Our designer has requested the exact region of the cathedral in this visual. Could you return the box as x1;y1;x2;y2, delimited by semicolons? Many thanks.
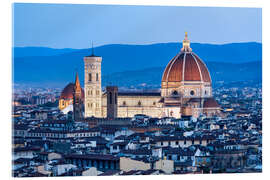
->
59;33;221;120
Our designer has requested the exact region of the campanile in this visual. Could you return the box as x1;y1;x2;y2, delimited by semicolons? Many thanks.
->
84;48;102;117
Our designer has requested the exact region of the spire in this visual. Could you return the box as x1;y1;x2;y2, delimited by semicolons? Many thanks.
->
181;32;192;52
74;72;81;92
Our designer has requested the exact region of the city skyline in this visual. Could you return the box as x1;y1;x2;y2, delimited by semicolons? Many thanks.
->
11;3;262;177
13;3;262;49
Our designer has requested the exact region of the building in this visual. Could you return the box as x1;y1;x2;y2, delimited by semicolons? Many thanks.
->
73;72;84;121
60;33;221;119
58;74;84;115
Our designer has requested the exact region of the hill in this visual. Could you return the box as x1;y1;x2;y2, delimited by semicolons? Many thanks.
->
13;42;262;88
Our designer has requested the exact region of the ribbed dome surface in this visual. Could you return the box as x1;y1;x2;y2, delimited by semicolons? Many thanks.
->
203;98;219;108
60;83;84;99
162;51;211;88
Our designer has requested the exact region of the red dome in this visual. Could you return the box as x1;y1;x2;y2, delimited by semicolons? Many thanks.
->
203;98;219;108
60;83;84;100
162;52;211;88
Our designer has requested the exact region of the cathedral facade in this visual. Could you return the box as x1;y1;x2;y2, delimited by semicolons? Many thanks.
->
83;33;221;119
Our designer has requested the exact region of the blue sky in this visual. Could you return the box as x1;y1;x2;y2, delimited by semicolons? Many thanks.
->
13;3;262;49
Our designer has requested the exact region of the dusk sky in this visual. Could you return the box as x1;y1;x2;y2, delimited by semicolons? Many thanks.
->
13;3;262;49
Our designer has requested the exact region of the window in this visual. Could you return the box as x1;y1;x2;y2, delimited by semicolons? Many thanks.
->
122;101;126;106
172;90;178;96
88;73;92;82
176;141;179;145
190;90;195;96
109;92;112;104
138;101;142;106
115;93;117;104
96;73;99;81
205;90;208;95
96;90;99;95
153;102;156;106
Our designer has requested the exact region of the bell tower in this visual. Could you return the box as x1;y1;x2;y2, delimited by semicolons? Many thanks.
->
84;46;102;117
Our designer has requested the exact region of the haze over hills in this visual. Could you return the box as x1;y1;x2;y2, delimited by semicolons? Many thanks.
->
13;42;262;88
13;47;79;58
103;61;262;89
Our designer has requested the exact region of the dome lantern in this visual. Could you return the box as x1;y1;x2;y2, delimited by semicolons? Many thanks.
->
181;32;192;52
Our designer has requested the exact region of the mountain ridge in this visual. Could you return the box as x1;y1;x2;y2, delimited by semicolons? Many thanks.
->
13;42;262;88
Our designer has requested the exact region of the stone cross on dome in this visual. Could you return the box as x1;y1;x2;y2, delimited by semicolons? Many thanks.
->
181;32;192;52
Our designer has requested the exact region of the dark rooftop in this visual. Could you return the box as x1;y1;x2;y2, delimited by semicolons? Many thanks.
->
64;153;119;161
118;92;161;97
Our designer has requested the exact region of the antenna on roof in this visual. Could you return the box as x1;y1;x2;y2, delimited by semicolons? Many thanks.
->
91;42;94;56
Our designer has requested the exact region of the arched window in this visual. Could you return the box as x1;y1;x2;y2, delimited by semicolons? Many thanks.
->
172;90;178;96
88;73;92;82
153;102;156;106
122;101;126;106
190;90;195;96
96;73;99;81
138;101;142;106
